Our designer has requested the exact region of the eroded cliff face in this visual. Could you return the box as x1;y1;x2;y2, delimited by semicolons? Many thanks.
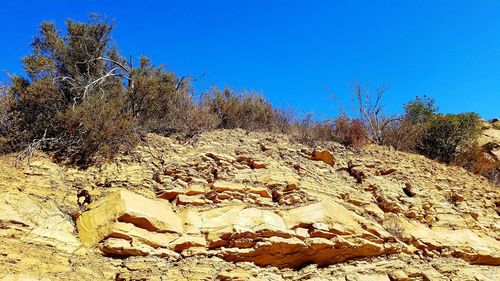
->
0;129;499;280
480;119;500;163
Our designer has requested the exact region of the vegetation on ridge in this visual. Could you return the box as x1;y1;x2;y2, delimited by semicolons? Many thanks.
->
0;16;497;184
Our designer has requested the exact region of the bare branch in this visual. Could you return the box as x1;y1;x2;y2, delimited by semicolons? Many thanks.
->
15;129;60;166
82;66;131;99
353;82;393;145
95;56;131;72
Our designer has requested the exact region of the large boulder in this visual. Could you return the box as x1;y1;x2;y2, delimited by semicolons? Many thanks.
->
77;189;183;247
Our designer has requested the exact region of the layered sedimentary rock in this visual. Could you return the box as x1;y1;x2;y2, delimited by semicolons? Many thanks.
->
73;189;500;270
1;128;499;280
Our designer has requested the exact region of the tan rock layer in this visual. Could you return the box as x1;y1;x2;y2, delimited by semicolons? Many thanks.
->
76;190;500;269
2;128;500;280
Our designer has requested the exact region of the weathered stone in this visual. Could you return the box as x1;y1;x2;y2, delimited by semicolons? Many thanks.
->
175;194;208;206
100;237;149;256
179;208;202;234
198;205;245;247
211;181;247;193
311;149;335;166
221;234;394;268
233;208;290;237
0;274;51;281
2;128;500;280
399;217;500;265
77;189;183;247
170;234;207;252
280;201;364;236
185;184;206;195
108;222;178;248
0;192;80;253
156;186;184;200
246;186;272;198
388;270;411;281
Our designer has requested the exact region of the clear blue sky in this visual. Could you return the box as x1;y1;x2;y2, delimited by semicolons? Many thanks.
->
1;1;499;119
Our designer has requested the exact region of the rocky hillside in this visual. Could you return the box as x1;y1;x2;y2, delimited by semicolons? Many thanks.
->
480;119;500;162
0;129;499;281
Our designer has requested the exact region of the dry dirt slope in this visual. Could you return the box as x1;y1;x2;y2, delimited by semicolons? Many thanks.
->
0;129;499;281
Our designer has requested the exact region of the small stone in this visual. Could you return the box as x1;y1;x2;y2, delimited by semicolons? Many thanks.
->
405;209;418;218
311;149;335;166
451;193;464;202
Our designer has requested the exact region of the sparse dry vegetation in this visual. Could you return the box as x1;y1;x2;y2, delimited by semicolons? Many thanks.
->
201;87;287;132
383;216;405;240
0;16;497;185
331;114;368;147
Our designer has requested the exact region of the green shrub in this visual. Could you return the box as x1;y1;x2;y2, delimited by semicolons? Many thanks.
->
381;96;438;152
417;113;482;163
390;96;496;184
0;86;10;152
0;17;138;165
2;16;490;177
491;119;500;130
1;17;302;166
8;77;66;147
404;95;438;124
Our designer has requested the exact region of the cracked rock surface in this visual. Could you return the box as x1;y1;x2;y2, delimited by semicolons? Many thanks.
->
0;128;499;280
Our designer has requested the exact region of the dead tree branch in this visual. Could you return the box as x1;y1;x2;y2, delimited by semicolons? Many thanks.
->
353;83;399;145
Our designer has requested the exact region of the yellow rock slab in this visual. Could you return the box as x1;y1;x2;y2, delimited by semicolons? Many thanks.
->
77;189;182;247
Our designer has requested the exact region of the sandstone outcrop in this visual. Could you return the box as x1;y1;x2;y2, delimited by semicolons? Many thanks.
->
480;119;500;161
0;192;80;253
1;129;499;280
77;189;183;247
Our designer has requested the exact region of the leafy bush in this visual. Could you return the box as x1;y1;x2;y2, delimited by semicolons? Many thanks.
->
376;96;432;151
404;95;438;124
417;113;482;163
0;16;225;166
1;18;137;164
491;119;500;130
0;17;304;166
388;96;497;185
0;16;491;178
381;96;437;151
8;77;66;148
